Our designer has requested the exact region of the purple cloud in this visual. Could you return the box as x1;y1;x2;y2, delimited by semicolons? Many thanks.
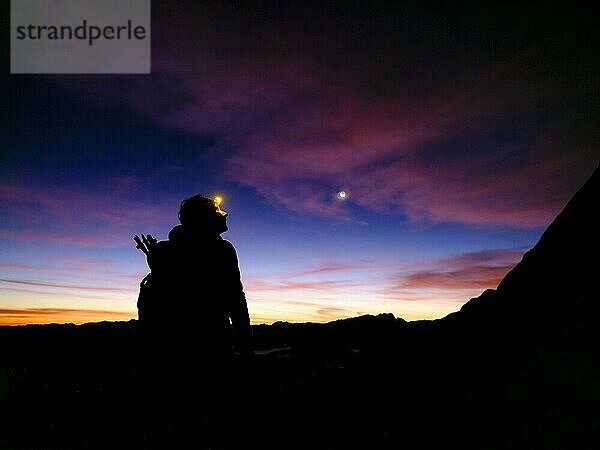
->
399;248;524;291
54;4;598;229
0;178;177;247
0;278;134;294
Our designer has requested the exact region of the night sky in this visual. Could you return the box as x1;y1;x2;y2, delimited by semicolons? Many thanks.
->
1;1;598;325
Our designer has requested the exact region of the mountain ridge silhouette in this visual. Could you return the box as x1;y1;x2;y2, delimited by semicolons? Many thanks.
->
455;163;599;322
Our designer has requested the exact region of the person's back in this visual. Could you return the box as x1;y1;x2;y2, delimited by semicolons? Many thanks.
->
167;223;249;356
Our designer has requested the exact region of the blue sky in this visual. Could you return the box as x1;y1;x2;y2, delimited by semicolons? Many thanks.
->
1;1;598;324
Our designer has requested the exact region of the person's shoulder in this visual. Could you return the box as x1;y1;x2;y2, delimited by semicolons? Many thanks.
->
220;239;237;252
146;239;175;270
168;224;186;242
219;239;240;258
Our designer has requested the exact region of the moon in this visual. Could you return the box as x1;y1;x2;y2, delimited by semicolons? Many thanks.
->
337;190;348;200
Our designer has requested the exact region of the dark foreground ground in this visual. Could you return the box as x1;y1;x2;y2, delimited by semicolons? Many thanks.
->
1;309;599;450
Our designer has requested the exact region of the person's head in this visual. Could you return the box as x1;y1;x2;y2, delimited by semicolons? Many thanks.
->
178;194;228;234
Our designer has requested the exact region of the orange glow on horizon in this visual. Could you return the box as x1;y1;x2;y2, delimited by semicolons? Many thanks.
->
0;300;460;326
0;309;135;326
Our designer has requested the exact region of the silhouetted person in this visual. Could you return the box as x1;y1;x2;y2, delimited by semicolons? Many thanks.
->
135;194;253;447
169;194;252;357
137;194;252;357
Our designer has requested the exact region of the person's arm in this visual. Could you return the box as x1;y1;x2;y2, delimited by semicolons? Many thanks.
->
222;241;253;355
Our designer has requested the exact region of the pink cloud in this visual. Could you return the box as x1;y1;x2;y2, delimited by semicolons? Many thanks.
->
243;261;370;295
0;307;131;316
399;248;523;291
55;8;598;229
436;249;526;268
245;278;361;293
0;178;177;247
0;278;135;294
225;87;596;228
0;287;120;302
0;259;144;295
373;154;593;228
293;263;356;277
0;229;127;247
401;266;513;290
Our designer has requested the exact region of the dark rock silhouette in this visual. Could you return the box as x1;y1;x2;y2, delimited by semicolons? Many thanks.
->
456;163;599;324
1;166;598;449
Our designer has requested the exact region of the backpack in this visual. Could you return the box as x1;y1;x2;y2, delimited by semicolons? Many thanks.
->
134;234;172;332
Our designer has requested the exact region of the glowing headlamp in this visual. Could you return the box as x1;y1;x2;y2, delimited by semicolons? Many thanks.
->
213;196;227;216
